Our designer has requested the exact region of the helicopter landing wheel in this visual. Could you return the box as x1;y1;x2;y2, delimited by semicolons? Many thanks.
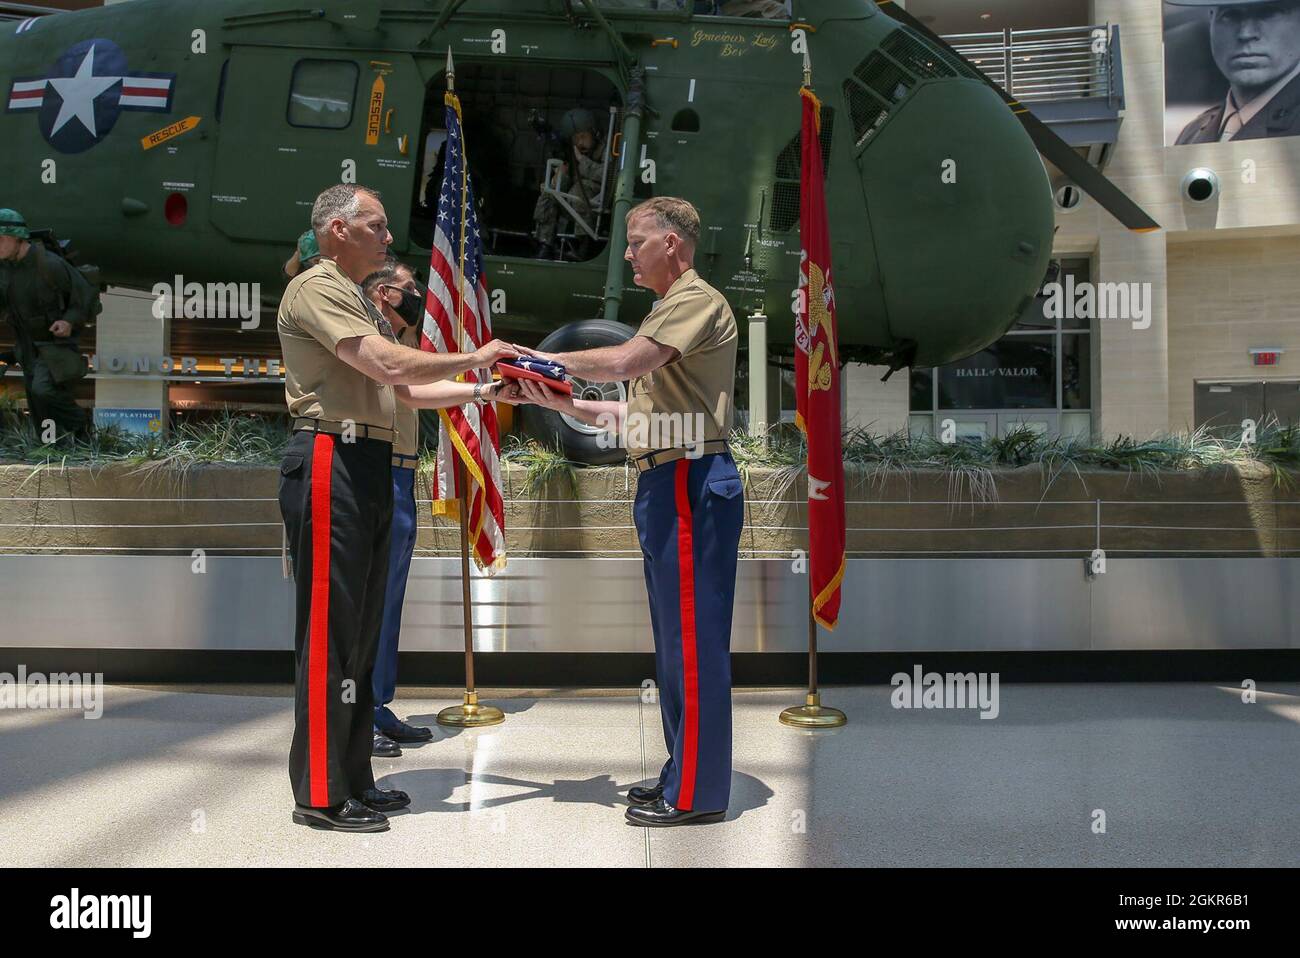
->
519;318;636;466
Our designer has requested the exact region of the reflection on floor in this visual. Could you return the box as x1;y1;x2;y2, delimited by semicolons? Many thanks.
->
1;683;1297;867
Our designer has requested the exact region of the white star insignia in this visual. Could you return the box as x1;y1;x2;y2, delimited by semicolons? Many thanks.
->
47;45;122;138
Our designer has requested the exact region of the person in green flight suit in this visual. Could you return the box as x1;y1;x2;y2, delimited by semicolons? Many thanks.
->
533;127;606;261
0;209;96;441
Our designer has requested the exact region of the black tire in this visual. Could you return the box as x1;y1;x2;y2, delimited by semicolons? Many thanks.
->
520;319;636;465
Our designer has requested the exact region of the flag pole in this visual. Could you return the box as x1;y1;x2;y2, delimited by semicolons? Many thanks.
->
437;452;504;727
780;44;845;731
437;45;502;729
778;491;845;728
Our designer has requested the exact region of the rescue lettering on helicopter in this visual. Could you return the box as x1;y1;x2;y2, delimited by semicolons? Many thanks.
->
365;62;392;147
5;39;176;154
142;116;200;151
365;74;386;145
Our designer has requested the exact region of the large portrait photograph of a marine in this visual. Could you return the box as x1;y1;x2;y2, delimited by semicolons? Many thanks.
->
1165;0;1300;144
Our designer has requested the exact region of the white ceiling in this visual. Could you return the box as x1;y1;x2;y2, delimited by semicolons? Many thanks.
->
907;0;1093;36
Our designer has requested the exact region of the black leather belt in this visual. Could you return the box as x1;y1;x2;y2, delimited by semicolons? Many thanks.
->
632;439;729;474
292;417;395;443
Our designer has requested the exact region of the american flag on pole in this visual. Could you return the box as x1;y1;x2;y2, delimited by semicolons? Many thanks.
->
420;87;507;573
794;85;846;629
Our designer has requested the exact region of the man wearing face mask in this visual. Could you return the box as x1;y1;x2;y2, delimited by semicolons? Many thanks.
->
362;257;520;758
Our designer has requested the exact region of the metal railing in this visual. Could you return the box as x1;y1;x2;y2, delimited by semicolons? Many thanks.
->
1;495;1298;559
941;25;1115;103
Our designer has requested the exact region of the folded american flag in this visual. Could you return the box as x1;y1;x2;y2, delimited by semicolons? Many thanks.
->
496;355;572;394
502;356;566;379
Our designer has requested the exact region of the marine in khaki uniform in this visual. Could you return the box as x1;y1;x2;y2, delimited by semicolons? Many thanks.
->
278;185;516;833
513;197;743;827
360;259;517;760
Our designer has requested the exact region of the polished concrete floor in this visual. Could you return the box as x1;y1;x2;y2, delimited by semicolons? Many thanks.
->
1;682;1297;867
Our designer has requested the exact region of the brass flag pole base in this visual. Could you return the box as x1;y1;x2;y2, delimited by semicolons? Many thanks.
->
779;692;846;729
437;690;504;728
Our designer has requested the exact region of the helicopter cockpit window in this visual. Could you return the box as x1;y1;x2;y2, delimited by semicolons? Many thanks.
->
286;60;359;129
590;0;685;9
698;0;791;17
591;0;790;17
769;107;833;232
410;63;621;263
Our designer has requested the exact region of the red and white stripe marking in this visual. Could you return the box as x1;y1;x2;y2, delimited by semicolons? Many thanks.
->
8;74;171;112
7;79;46;110
118;75;172;109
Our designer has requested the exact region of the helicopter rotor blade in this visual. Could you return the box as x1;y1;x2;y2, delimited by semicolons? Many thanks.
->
874;0;1160;233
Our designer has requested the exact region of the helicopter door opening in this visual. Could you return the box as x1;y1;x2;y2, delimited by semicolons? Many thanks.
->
409;62;621;262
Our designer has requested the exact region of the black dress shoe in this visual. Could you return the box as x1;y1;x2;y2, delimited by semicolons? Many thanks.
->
627;784;664;806
379;720;434;744
293;799;389;833
361;787;411;812
372;732;402;758
625;798;725;827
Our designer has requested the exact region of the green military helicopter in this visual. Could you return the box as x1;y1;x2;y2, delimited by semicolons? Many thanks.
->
0;0;1156;462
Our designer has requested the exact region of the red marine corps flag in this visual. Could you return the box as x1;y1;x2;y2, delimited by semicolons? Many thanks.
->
794;84;846;630
422;73;507;572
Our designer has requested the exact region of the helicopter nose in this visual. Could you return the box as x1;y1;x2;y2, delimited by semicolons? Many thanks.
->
853;77;1055;367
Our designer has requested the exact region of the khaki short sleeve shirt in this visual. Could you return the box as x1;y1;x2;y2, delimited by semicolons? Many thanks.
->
277;258;397;432
626;268;737;457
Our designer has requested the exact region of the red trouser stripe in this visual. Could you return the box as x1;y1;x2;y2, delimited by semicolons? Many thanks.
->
673;459;699;811
309;434;334;807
